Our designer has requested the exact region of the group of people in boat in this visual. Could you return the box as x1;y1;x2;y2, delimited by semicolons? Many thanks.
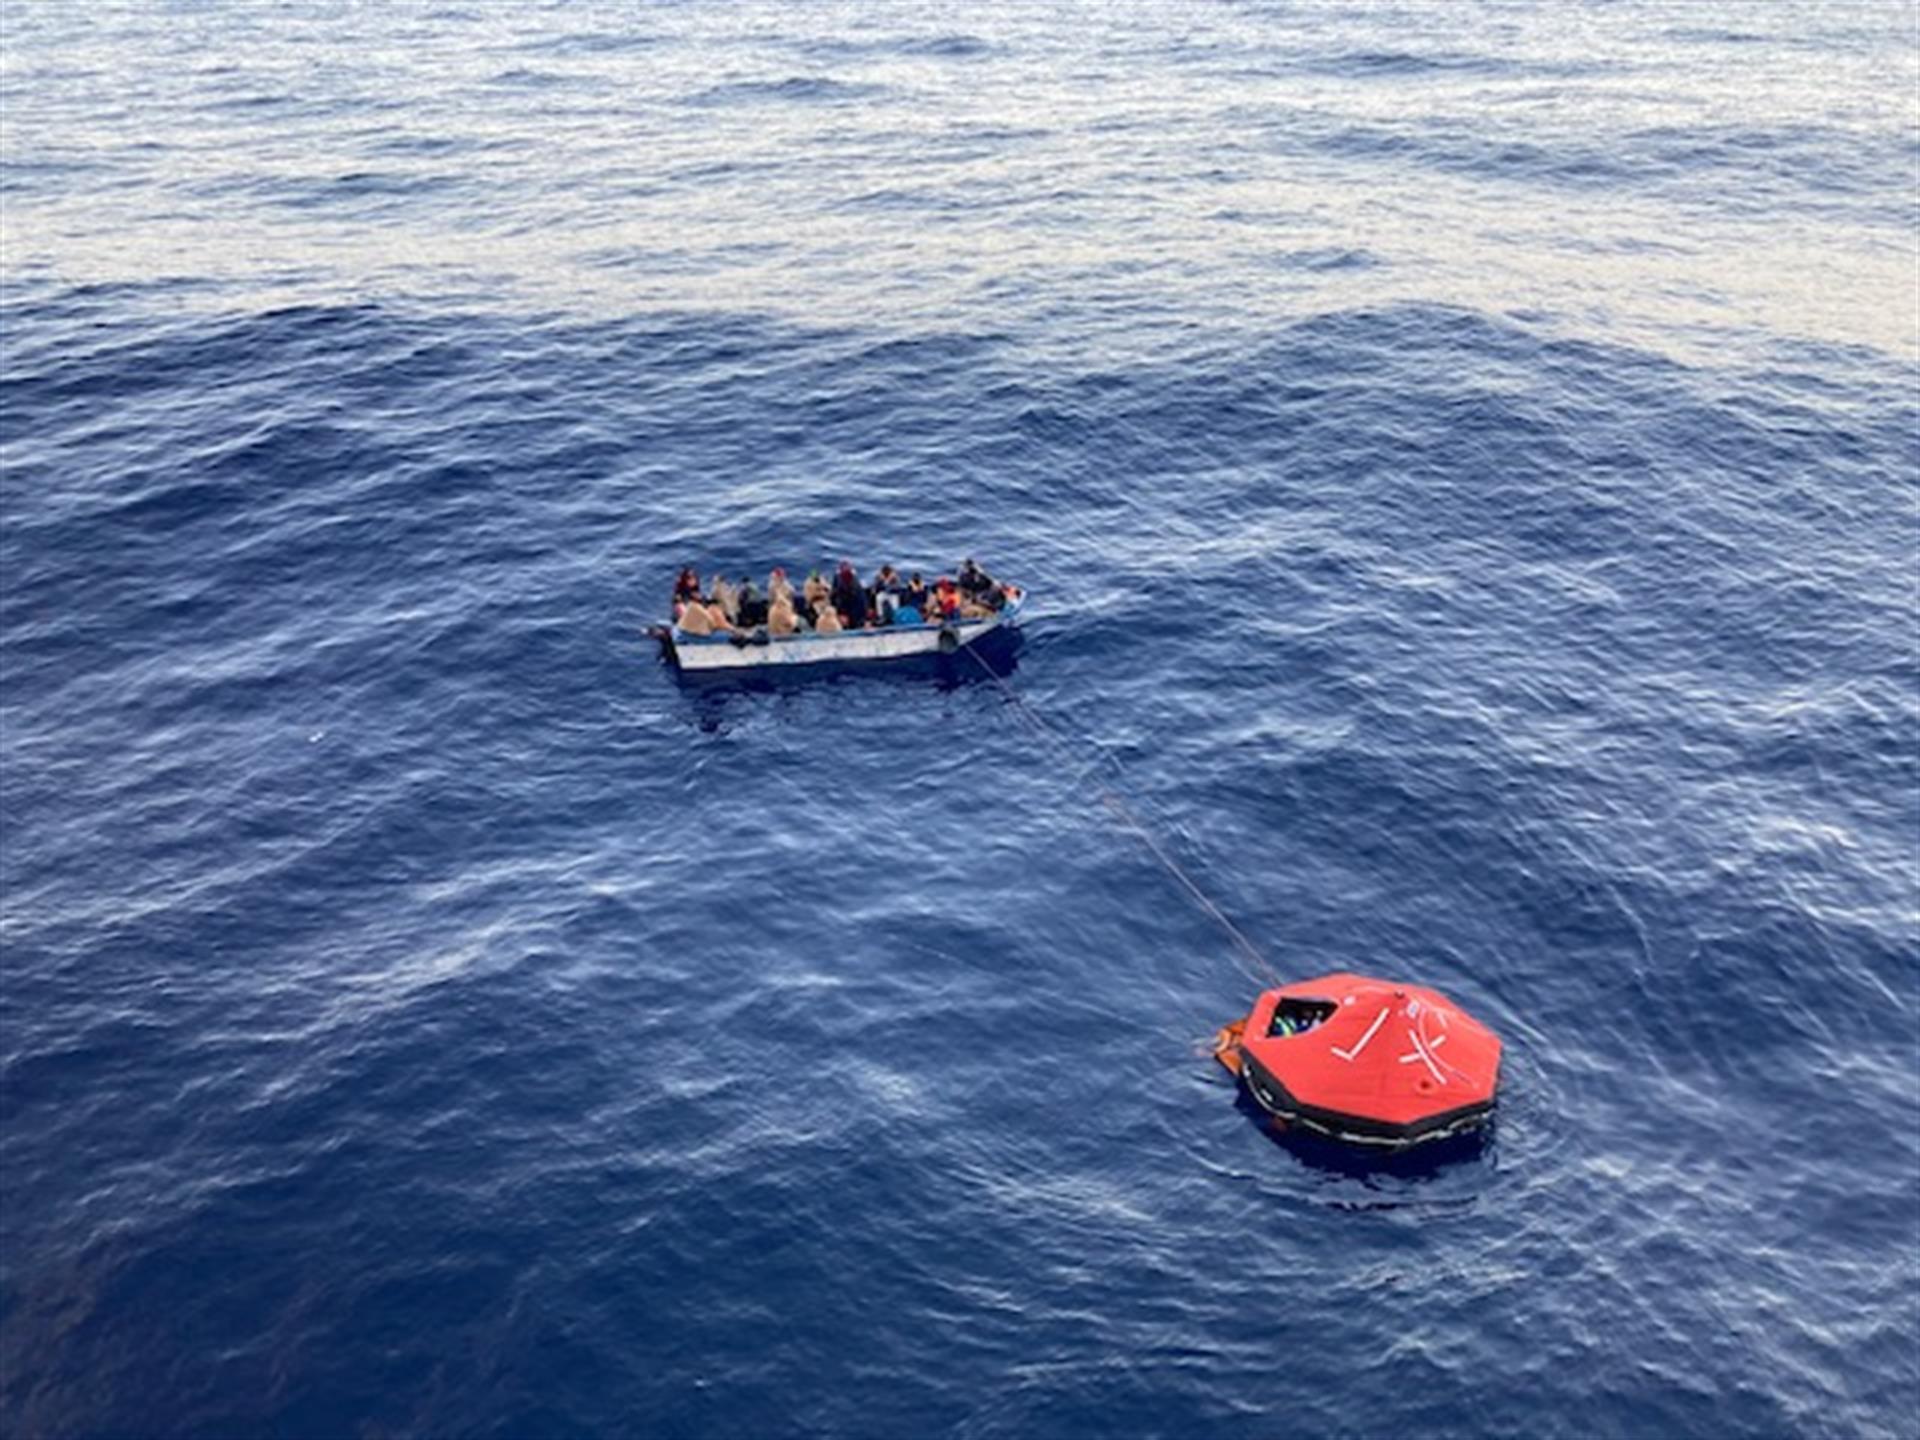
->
672;558;1011;638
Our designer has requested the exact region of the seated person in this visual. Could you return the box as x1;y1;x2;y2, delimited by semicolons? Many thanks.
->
708;575;739;624
735;578;767;627
676;596;712;635
768;567;795;607
813;600;843;634
932;577;963;622
804;569;831;610
1269;1001;1330;1037
677;596;732;636
674;566;702;605
903;572;930;615
768;595;800;636
832;561;869;629
871;563;904;623
957;558;995;599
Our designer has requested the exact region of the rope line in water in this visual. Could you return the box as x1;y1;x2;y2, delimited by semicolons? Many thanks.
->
964;644;1281;989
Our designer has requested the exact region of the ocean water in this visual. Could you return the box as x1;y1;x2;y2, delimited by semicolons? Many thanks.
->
2;3;1917;1436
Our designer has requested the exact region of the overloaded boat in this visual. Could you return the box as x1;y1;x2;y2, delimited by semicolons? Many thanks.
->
658;559;1026;672
663;586;1026;671
1214;973;1502;1147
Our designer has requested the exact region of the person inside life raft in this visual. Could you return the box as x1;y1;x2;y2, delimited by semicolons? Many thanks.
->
1268;998;1337;1038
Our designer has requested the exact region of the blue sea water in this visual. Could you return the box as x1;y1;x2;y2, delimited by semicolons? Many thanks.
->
2;3;1918;1436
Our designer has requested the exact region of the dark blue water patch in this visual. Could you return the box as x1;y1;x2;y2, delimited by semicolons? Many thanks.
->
3;252;1917;1439
0;156;112;196
682;75;894;108
0;273;230;342
179;168;475;215
488;66;588;91
0;300;394;430
891;32;991;58
1288;114;1912;222
902;121;1054;167
1300;48;1591;78
357;131;534;160
201;91;300;112
793;31;992;61
1302;120;1638;189
1531;232;1699;258
578;240;790;277
198;88;407;122
1325;48;1497;76
830;184;972;216
511;29;664;57
1210;45;1623;86
1623;122;1920;209
1262;246;1382;273
661;156;787;187
1665;26;1770;45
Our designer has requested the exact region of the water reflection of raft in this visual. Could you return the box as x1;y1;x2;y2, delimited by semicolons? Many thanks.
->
1214;973;1501;1148
662;589;1026;671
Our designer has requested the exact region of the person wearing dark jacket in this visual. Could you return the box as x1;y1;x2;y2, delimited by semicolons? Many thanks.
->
958;558;995;598
735;577;767;627
832;561;868;629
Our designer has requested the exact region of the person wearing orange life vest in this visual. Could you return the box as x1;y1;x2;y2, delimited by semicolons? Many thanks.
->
932;576;963;622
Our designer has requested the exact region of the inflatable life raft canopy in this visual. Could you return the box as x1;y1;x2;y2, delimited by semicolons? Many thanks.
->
1214;973;1501;1147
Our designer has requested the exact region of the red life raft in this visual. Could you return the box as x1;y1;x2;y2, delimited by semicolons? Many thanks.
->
1213;973;1501;1147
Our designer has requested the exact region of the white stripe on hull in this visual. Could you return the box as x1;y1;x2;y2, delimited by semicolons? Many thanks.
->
671;610;1015;670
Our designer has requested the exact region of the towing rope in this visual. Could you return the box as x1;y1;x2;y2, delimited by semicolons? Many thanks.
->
964;645;1281;989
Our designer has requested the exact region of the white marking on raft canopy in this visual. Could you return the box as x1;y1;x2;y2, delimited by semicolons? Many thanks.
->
1399;1030;1447;1084
1333;1007;1389;1062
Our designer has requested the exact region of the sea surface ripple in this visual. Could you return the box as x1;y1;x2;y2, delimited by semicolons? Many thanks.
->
2;4;1917;1437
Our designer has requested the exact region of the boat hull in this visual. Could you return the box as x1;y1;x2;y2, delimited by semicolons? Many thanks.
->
667;595;1023;671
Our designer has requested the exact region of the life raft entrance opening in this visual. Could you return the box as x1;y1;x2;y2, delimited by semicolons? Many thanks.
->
1268;998;1336;1038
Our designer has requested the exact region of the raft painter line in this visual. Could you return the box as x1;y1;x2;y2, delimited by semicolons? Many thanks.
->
964;647;1280;988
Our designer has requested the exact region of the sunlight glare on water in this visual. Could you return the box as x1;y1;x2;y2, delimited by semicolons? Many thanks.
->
3;3;1915;363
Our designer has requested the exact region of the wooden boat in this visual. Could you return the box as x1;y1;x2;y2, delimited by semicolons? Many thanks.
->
661;588;1025;671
